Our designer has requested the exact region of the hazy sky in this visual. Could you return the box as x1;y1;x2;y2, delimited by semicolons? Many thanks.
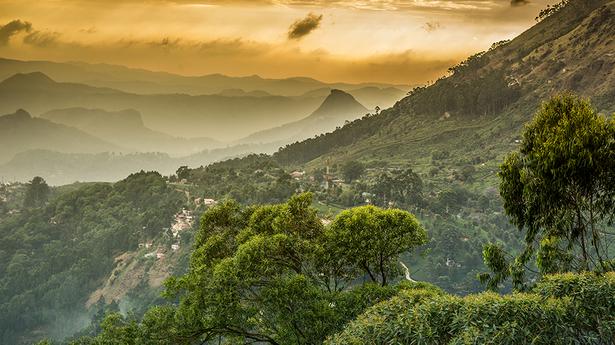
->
0;0;555;84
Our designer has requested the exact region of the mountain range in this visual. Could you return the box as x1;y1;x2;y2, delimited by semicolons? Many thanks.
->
40;107;221;156
2;0;613;185
0;109;124;164
0;58;407;108
0;89;371;184
2;0;615;343
0;70;401;140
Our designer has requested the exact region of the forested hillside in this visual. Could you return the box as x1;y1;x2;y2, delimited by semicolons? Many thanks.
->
0;172;184;344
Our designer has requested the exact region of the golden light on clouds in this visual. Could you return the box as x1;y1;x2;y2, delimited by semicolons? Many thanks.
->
0;0;557;84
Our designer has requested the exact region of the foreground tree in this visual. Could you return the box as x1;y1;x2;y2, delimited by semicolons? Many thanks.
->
481;94;615;290
78;193;427;344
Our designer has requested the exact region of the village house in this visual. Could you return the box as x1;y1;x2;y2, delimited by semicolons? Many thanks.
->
290;171;305;180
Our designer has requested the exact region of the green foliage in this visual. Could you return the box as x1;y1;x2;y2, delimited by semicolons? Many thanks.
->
175;165;190;180
82;194;427;344
186;154;298;204
327;272;615;345
341;160;365;182
488;94;615;289
23;176;50;208
370;168;423;207
0;171;183;344
325;206;427;286
408;69;520;118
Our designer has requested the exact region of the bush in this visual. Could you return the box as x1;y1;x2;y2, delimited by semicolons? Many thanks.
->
327;272;615;345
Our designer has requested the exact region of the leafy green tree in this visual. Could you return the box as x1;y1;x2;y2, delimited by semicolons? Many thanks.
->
325;205;427;286
175;166;190;181
341;161;365;183
371;169;423;207
481;94;615;290
23;176;50;208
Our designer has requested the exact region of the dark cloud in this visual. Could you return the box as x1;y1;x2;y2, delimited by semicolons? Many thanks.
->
0;19;32;46
511;0;529;6
423;21;442;32
79;27;97;34
288;13;323;40
152;37;182;49
23;31;61;47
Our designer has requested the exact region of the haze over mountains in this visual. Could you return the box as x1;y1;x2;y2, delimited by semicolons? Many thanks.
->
0;58;408;103
0;76;377;184
239;89;368;145
40;108;221;156
0;109;124;163
1;0;613;187
0;71;323;139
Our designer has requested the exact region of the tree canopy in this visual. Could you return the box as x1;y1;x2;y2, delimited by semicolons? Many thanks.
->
327;272;615;345
341;161;365;182
23;176;50;208
481;94;615;290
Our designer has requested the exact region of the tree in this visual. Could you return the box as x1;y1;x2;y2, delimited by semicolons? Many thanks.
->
23;176;50;208
481;94;615;290
175;166;190;181
371;169;423;207
325;205;427;286
341;161;365;183
535;0;569;21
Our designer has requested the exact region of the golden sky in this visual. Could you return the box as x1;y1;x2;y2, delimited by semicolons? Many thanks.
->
0;0;555;84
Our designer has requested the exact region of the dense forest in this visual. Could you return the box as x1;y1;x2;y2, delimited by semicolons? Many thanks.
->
0;172;184;344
